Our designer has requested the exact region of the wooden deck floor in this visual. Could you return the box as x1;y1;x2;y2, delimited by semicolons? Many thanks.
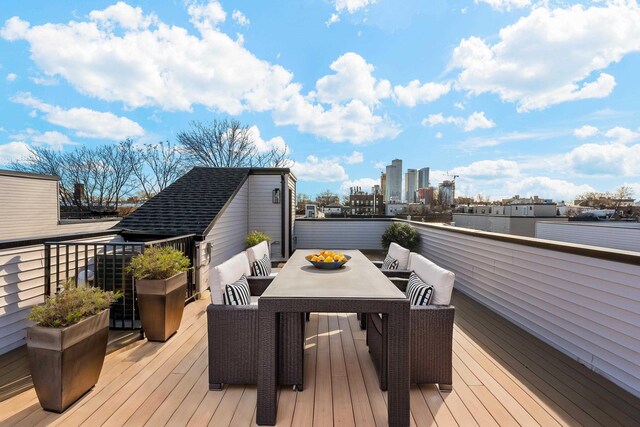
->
1;290;639;427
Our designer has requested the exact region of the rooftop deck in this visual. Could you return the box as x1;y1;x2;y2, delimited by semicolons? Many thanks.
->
1;289;638;427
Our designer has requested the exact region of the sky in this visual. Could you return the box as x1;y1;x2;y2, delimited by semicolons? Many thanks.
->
1;0;640;203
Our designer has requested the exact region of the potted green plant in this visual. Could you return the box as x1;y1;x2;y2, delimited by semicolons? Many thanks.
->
381;222;420;251
27;280;120;413
127;246;190;342
245;230;271;249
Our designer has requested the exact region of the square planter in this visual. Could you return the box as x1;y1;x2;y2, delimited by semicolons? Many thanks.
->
27;309;110;413
136;271;187;342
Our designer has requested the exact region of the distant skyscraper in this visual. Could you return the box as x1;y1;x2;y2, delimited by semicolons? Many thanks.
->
385;159;402;202
439;180;455;207
418;167;430;189
405;169;418;203
380;172;387;202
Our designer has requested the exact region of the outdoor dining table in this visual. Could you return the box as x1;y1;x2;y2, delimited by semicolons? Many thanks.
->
257;249;410;426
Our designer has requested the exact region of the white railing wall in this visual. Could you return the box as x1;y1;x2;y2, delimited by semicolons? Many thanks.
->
293;218;640;397
295;218;390;250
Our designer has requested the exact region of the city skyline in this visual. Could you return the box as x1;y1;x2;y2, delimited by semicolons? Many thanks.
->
1;1;639;202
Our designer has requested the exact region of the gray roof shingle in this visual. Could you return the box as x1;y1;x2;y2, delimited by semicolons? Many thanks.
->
117;167;250;237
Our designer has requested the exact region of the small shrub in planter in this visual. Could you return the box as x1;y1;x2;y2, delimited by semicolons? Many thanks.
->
381;222;420;251
245;230;271;249
27;280;121;412
127;246;191;341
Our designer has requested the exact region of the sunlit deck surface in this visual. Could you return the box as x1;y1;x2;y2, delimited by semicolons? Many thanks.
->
1;290;639;427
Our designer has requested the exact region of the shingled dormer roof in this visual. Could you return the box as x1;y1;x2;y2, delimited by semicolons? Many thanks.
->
118;167;251;238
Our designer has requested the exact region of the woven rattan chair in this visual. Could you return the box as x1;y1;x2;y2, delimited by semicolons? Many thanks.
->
366;254;455;391
207;254;305;391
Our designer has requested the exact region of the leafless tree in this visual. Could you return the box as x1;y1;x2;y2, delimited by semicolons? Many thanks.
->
315;190;340;207
177;119;290;168
130;140;187;200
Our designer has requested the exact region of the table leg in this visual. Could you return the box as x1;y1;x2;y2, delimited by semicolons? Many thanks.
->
257;307;278;425
387;301;411;427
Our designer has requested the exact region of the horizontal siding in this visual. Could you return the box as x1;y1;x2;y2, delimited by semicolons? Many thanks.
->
248;175;283;259
536;221;640;252
411;222;640;398
0;234;120;355
200;181;248;292
0;175;58;240
295;219;391;250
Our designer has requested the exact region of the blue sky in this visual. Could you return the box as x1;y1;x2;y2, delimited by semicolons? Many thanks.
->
1;0;639;202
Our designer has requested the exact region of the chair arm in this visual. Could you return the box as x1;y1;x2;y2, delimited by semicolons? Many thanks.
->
411;305;455;329
372;260;384;268
380;269;411;279
389;277;409;292
247;276;274;296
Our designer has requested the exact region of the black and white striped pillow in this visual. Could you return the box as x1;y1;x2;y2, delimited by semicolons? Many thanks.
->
382;254;399;270
252;254;272;277
406;272;433;306
223;275;250;305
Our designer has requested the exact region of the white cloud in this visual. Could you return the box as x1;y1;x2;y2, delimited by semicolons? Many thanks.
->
474;0;531;12
422;111;495;132
451;159;520;179
231;10;250;26
374;161;385;169
291;155;349;182
604;126;640;144
393;81;450;107
344;151;364;164
566;142;640;176
12;93;144;140
504;177;595;202
326;13;340;26
0;141;31;164
335;0;377;14
1;4;397;144
273;97;401;144
339;177;378;194
435;132;443;139
247;126;289;154
454;102;464;110
31;131;76;150
89;2;158;30
314;52;391;106
451;2;640;111
574;125;599;138
6;72;16;81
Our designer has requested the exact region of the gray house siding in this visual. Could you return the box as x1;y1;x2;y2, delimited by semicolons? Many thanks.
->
248;174;285;260
199;180;249;292
0;172;59;240
295;219;389;250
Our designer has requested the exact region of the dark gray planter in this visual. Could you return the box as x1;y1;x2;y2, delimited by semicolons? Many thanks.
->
136;271;187;342
27;309;110;413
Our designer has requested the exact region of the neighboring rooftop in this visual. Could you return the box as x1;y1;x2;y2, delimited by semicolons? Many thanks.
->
117;167;291;238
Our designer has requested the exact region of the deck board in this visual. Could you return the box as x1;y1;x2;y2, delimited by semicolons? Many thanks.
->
1;290;639;427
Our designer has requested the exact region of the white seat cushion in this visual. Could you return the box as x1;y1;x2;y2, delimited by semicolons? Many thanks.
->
408;253;455;305
246;241;270;267
387;242;410;270
210;252;251;304
250;296;259;306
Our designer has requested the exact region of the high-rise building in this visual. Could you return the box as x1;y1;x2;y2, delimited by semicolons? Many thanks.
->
439;180;455;207
405;169;418;203
380;172;387;202
418;167;430;189
385;159;402;202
